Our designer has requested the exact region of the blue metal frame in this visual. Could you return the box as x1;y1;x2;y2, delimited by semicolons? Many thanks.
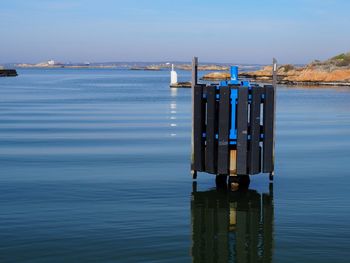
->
225;66;248;145
205;66;263;145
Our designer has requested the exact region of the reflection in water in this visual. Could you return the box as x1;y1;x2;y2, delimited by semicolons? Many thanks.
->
191;185;274;263
169;88;178;137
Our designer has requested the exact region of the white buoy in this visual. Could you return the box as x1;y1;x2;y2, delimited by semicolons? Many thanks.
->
170;64;178;85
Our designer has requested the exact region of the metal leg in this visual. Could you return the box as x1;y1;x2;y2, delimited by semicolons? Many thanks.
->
191;170;197;180
215;175;228;189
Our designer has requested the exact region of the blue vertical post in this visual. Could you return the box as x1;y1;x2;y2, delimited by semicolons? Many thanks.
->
230;66;238;82
230;90;238;142
229;66;239;142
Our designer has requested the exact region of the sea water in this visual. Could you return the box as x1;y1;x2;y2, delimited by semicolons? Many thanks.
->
0;68;350;262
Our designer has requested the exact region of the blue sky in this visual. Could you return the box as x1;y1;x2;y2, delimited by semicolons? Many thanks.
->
1;0;349;64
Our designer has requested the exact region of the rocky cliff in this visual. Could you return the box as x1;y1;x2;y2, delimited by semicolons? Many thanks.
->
240;53;350;85
202;53;350;85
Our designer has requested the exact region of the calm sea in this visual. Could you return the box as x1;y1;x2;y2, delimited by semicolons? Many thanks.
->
0;69;350;263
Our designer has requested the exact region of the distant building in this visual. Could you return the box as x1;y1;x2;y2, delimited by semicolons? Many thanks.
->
48;60;55;65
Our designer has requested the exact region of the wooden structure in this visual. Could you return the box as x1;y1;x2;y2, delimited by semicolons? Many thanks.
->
191;57;277;186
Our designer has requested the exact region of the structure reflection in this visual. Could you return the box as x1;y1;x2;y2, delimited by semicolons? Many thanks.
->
191;185;274;263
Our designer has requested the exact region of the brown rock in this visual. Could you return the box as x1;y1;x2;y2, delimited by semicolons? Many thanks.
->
287;68;350;82
202;72;231;80
241;52;350;85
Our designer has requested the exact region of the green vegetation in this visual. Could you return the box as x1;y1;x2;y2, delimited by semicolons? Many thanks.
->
310;52;350;68
332;53;347;60
330;52;350;67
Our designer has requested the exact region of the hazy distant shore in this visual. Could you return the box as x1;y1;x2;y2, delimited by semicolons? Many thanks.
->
15;61;258;71
15;63;232;71
16;63;119;69
13;52;350;86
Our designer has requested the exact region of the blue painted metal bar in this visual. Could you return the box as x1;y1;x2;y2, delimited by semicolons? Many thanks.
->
229;66;239;85
230;66;238;81
220;81;228;86
229;89;238;142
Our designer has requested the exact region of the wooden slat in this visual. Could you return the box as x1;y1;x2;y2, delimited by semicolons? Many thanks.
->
263;85;275;173
193;84;205;171
217;86;231;175
249;87;262;174
205;86;217;174
236;87;249;175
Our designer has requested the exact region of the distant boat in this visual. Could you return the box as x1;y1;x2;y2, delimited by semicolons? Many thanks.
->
0;69;18;77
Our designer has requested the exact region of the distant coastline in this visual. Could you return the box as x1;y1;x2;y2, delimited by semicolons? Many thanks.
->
15;61;233;71
13;53;350;86
16;63;118;69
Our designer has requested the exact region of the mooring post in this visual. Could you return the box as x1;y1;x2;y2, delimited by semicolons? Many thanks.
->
191;57;198;179
270;58;278;180
272;58;277;87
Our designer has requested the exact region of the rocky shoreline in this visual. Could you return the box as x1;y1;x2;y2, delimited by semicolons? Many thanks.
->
203;52;350;86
